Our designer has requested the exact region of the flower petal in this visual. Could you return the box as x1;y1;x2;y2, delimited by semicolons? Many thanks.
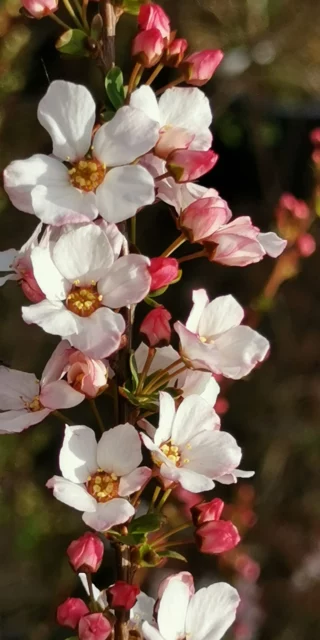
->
186;583;240;640
186;289;209;333
130;592;155;628
47;475;96;511
258;231;287;258
37;80;95;162
59;424;98;483
172;395;219;446
130;85;161;123
160;465;214;493
52;224;114;284
174;322;213;371
97;423;142;476
96;165;155;223
0;274;19;287
198;295;244;339
155;391;176;446
214;325;269;379
135;342;179;375
31;246;69;301
22;300;79;337
0;248;18;271
98;254;151;307
31;180;98;226
184;430;241;479
40;339;72;385
93;105;159;166
159;87;212;150
0;367;39;409
158;579;190;640
67;308;125;359
82;498;134;531
0;408;50;434
40;380;83;409
141;622;163;640
119;466;152;496
179;370;220;405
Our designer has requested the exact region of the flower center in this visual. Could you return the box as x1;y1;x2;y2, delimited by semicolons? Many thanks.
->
152;439;181;467
199;335;214;344
26;395;43;412
68;159;106;192
66;282;103;317
86;470;119;503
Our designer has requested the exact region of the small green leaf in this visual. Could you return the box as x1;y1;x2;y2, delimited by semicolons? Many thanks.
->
148;285;169;298
144;295;163;308
105;67;125;110
110;532;145;545
56;29;89;57
129;352;139;392
123;0;147;15
129;513;162;534
101;109;116;122
158;549;188;562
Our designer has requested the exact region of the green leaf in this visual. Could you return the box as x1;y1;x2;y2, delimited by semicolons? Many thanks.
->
105;67;125;111
56;29;89;57
158;549;188;562
129;352;139;392
129;513;162;534
110;532;145;545
148;285;169;298
101;109;116;122
123;0;147;15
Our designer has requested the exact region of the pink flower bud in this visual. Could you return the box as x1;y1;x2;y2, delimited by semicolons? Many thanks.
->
78;613;112;640
20;269;46;303
191;498;224;525
310;127;320;146
296;233;316;257
165;38;188;67
180;196;232;242
22;0;58;18
140;307;171;347
196;520;240;554
158;571;195;599
166;149;219;182
148;257;179;291
181;49;224;87
107;581;140;610
67;532;104;573
132;28;164;68
138;3;171;39
67;351;108;398
56;598;89;629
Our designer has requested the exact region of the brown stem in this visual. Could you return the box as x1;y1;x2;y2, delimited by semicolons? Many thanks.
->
161;233;186;257
155;75;184;96
114;542;131;640
126;63;142;104
178;249;207;264
100;0;116;72
146;62;164;86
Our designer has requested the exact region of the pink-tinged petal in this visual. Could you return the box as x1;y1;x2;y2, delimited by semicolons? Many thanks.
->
22;300;79;337
155;391;176;446
214;325;269;379
82;498;134;531
186;583;240;640
40;380;83;410
174;321;212;370
41;339;72;385
198;294;244;339
97;423;142;476
158;87;212;150
158;579;190;640
140;433;169;463
47;475;96;511
97;220;124;259
130;85;160;123
0;367;39;410
37;80;95;162
119;466;152;497
93;105;159;166
215;468;255;485
31;181;98;226
158;573;195;600
67;308;125;359
31;246;69;301
160;465;214;492
258;231;287;258
96;165;155;224
172;395;219;447
184;430;241;479
186;289;209;333
141;622;163;640
213;236;265;267
53;224;114;284
0;408;50;434
178;371;220;406
59;424;98;483
98;254;151;307
135;343;179;375
3;154;64;214
138;418;157;440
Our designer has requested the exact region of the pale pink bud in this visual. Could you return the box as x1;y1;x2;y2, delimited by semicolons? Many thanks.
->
155;126;194;160
138;3;171;39
191;498;224;525
296;233;316;257
132;28;164;68
166;149;219;182
67;351;108;398
56;598;89;629
158;571;195;599
196;520;240;554
278;193;309;220
165;38;188;67
181;49;224;87
22;0;58;18
180;196;232;242
78;613;112;640
140;307;171;347
148;257;179;291
107;581;140;610
67;532;104;573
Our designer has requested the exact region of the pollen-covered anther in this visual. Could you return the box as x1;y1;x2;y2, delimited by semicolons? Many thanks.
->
66;284;103;317
68;158;106;192
152;440;181;467
86;470;119;503
27;395;43;412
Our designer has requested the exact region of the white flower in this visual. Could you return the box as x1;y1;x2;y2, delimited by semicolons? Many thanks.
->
4;81;159;225
175;290;269;379
142;572;240;640
0;222;43;288
22;223;151;358
47;424;151;531
135;342;220;405
141;392;243;493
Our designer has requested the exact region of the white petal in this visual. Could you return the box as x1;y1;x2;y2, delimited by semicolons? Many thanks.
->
96;165;155;223
119;466;152;496
0;273;19;287
97;423;142;476
0;408;50;434
184;430;241;479
53;224;114;284
37;80;95;161
135;343;179;375
258;231;287;258
142;622;164;640
82;498;134;531
31;246;69;301
22;300;79;337
40;380;83;409
172;395;219;447
0;248;18;271
214;325;269;379
160;465;214;493
155;392;176;446
186;583;240;640
99;254;151;307
186;289;209;333
198;295;244;339
130;592;155;628
47;475;96;511
40;339;71;385
174;322;213;371
130;86;161;123
159;87;212;150
59;424;98;483
67;307;125;359
3;154;63;214
0;367;39;409
93;105;159;166
158;579;190;640
179;371;220;405
97;220;124;259
31;180;98;226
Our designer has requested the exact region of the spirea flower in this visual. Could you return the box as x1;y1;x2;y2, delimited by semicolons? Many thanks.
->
4;81;158;225
47;424;151;531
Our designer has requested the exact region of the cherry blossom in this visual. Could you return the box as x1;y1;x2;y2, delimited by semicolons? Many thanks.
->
0;222;45;301
22;224;151;358
47;424;151;531
22;0;58;18
4;80;158;225
174;290;269;379
57;598;89;629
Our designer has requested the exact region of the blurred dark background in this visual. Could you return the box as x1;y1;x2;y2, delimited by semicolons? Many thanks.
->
1;0;320;638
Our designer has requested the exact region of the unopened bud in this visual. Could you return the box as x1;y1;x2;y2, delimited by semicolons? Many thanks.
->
180;49;224;86
149;257;179;291
166;149;218;183
56;598;89;629
132;28;164;68
191;498;224;525
164;38;188;67
22;0;58;18
196;519;240;554
78;613;112;640
107;581;140;610
67;532;104;573
180;195;231;242
140;307;171;347
138;3;171;40
296;233;316;257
